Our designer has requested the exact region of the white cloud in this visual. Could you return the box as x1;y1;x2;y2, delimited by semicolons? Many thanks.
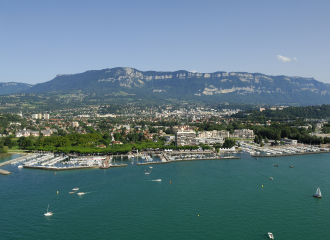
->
276;55;297;62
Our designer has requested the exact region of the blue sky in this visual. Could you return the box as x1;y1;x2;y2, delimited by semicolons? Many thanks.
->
1;0;329;84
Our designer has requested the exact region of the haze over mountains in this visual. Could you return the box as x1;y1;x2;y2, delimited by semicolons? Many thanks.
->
3;67;330;105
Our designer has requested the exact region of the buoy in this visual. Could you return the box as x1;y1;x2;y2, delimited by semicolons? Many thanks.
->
57;191;59;194
262;185;263;188
170;181;171;184
198;215;199;217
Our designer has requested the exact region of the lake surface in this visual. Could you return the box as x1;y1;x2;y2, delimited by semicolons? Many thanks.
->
1;152;330;239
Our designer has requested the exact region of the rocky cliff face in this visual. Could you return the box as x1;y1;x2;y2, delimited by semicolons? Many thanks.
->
23;67;330;105
0;82;33;95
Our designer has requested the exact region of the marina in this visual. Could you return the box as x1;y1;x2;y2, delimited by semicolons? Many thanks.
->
1;144;330;174
240;142;330;158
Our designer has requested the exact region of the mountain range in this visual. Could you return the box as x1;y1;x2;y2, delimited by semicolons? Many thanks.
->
3;67;330;105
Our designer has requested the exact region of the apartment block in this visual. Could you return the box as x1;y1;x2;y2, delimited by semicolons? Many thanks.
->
175;130;196;146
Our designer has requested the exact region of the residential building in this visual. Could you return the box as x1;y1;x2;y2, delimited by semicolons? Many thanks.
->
175;130;196;146
72;121;79;128
233;129;254;139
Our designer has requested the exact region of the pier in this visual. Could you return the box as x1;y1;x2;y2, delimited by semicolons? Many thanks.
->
0;154;35;168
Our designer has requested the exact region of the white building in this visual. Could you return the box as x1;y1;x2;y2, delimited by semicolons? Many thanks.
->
72;121;79;128
44;114;50;120
233;129;254;139
175;130;196;146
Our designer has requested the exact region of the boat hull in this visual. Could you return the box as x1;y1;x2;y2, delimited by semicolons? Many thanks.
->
313;195;322;198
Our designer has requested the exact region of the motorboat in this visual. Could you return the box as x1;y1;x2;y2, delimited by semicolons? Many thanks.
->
69;192;74;194
44;204;53;216
313;187;322;198
151;179;161;181
268;232;274;239
145;172;150;175
274;164;278;167
290;166;294;168
18;165;23;168
270;177;273;180
77;192;85;196
72;188;79;191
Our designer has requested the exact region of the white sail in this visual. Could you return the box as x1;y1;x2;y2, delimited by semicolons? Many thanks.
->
316;187;321;196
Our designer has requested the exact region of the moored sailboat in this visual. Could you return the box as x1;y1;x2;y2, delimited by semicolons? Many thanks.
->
313;187;322;198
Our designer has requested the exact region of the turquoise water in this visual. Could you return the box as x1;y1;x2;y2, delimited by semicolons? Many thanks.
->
1;153;330;239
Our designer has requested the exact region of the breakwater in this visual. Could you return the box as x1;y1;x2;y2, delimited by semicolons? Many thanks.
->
23;165;99;171
0;169;11;175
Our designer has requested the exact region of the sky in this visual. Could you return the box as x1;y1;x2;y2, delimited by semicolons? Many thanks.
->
1;0;330;84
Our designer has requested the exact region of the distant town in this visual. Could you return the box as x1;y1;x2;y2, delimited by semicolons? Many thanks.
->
0;103;330;156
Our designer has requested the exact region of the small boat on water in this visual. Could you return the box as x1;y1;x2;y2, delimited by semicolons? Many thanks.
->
69;192;74;194
270;177;273;180
145;172;150;175
274;164;278;167
72;188;79;191
77;192;85;196
268;232;274;239
149;166;153;168
44;204;53;216
313;187;322;198
151;179;161;181
18;165;23;168
290;166;294;168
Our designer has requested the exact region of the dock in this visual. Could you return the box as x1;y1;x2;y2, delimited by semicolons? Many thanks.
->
0;154;35;168
137;161;170;165
170;156;240;162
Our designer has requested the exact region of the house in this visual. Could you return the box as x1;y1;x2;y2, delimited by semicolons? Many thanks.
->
30;131;40;137
96;144;106;148
41;130;52;136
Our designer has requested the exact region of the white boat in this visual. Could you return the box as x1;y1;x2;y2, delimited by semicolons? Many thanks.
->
77;192;85;196
151;179;161;181
72;188;79;191
313;187;322;198
145;172;150;175
268;232;274;239
44;204;53;216
18;165;23;168
149;166;153;169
